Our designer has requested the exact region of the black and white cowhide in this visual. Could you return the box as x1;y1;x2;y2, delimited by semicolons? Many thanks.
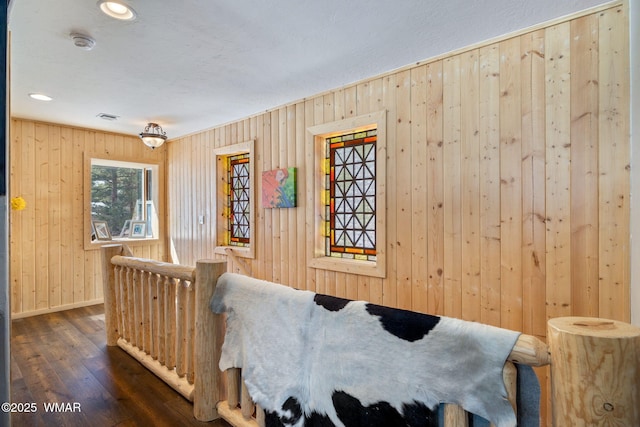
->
210;273;530;427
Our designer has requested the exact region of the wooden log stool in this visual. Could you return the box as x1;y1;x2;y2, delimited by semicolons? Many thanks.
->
548;317;640;426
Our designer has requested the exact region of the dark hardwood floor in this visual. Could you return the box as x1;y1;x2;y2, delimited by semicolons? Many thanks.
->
10;304;230;427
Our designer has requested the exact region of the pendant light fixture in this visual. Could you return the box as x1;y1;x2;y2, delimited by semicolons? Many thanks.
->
139;123;167;149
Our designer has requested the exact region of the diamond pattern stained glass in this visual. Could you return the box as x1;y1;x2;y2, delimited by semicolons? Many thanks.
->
228;154;250;246
326;130;377;261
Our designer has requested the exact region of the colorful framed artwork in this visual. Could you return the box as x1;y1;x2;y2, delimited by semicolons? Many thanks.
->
92;220;112;241
262;167;297;208
130;221;147;238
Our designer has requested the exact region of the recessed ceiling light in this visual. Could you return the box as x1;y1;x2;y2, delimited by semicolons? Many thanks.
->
29;93;53;101
97;0;137;21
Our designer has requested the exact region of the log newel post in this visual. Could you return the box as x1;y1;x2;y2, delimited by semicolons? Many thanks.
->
548;317;640;426
101;244;123;346
193;259;227;421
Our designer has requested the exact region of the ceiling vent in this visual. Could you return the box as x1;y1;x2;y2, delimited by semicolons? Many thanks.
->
97;113;119;121
70;33;96;51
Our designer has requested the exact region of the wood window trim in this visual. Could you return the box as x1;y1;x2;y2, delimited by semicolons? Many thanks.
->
213;140;256;259
84;154;164;250
307;110;387;278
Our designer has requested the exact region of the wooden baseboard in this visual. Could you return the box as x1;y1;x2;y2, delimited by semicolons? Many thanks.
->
10;299;104;319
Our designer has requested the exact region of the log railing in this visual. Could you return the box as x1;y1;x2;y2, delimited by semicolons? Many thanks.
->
443;337;548;426
217;367;264;427
101;244;549;426
101;244;232;422
102;244;640;426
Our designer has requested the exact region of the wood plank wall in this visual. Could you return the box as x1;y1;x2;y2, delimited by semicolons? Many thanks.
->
4;4;629;423
167;4;629;333
9;119;166;317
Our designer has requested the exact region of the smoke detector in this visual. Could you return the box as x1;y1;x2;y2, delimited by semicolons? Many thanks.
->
70;33;96;51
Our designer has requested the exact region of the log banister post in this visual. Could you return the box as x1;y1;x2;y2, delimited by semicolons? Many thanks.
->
193;259;228;422
101;244;124;346
508;334;550;367
548;317;640;426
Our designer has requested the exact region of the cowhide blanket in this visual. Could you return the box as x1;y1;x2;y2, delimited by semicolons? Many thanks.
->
210;273;539;427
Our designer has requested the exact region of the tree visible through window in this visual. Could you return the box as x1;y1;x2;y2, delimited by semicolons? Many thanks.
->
91;159;156;238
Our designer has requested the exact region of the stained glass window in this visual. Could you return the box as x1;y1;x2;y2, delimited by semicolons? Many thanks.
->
228;153;250;246
325;129;377;261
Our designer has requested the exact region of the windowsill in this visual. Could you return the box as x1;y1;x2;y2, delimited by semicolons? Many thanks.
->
214;245;255;260
87;237;160;250
309;256;386;278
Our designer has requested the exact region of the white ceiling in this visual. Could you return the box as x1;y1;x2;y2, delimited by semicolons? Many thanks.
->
8;0;612;140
